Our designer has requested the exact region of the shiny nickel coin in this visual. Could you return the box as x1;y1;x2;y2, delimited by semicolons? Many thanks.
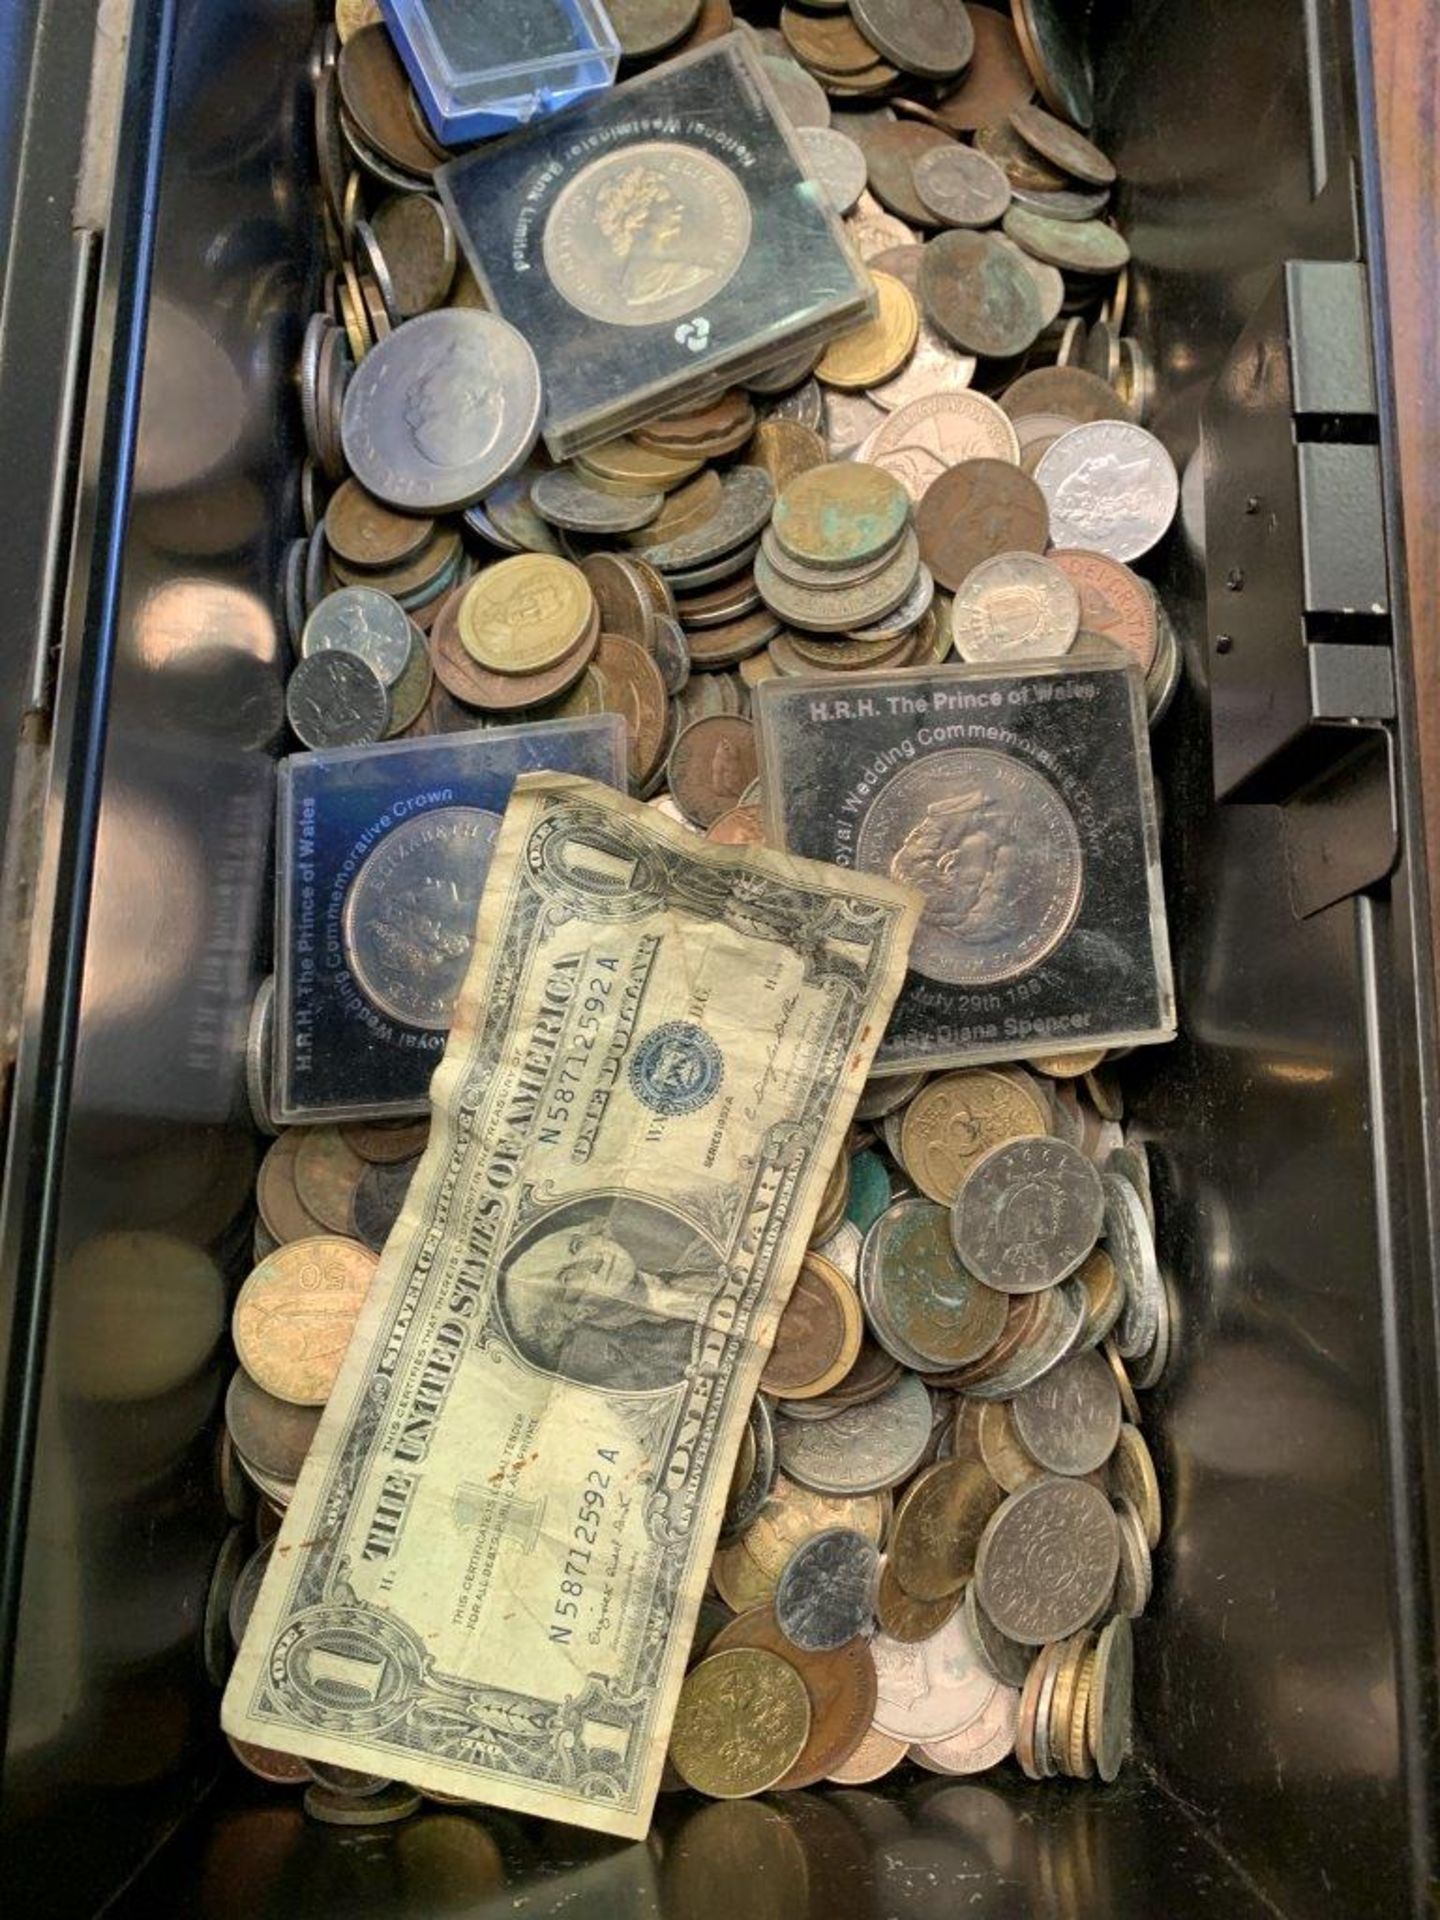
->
1011;1347;1122;1475
1036;421;1179;564
341;309;542;512
286;649;389;748
1104;1171;1164;1359
342;806;503;1030
796;126;869;216
952;1137;1104;1293
950;551;1081;662
912;145;1012;229
974;1475;1119;1644
774;1526;880;1651
301;584;415;685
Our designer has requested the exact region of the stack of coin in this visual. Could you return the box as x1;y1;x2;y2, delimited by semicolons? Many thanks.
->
663;1046;1165;1794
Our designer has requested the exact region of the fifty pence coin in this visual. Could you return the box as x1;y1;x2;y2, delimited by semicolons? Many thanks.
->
952;1137;1104;1292
775;1527;880;1651
342;806;503;1030
341;310;543;511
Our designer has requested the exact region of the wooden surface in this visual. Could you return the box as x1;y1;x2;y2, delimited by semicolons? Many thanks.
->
1366;0;1440;955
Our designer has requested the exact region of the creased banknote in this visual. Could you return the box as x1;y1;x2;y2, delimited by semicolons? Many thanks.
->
224;774;916;1836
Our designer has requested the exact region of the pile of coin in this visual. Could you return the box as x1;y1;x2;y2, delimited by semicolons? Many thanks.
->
215;0;1186;1820
663;1048;1165;1794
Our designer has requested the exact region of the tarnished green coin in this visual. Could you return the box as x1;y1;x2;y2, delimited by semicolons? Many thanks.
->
772;462;910;570
1002;205;1131;275
860;1198;1009;1370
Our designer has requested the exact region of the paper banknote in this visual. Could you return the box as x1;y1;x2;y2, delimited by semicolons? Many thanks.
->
224;774;916;1836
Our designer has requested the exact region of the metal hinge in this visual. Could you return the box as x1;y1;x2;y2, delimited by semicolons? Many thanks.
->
1200;258;1398;915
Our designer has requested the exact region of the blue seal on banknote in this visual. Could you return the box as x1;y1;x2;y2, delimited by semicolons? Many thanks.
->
629;1021;724;1116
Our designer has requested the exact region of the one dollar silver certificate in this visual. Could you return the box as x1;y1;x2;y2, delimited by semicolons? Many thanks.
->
224;775;916;1836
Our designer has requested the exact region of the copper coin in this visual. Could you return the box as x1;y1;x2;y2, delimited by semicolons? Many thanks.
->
605;0;703;58
430;586;595;712
875;1557;962;1642
860;121;953;228
686;606;780;667
890;1458;1003;1600
336;26;441;179
1051;549;1159;673
760;1253;865;1399
976;118;1070;192
1011;0;1094;129
225;1367;321;1482
709;1604;879;1790
913;144;1013;229
859;389;1020;501
935;6;1034;130
232;1235;379;1406
324;479;432;570
915;459;1049;592
340;1116;429;1163
292;1126;368;1235
1003;204;1130;274
667;714;759;829
622;469;722;548
256;1132;327;1246
781;4;882;75
706;804;765;846
920;230;1045;359
227;1736;313;1784
579;553;659;646
899;1068;1050;1205
825;1723;908;1784
772;462;910;569
1000;364;1133;424
593;632;669;786
1010;102;1116;187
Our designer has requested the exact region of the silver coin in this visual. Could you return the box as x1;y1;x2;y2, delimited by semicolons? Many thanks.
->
228;1541;273;1648
342;806;503;1030
846;191;917;262
304;1781;423;1827
871;1610;995;1743
952;1138;1104;1294
1112;1494;1153;1616
306;1762;393;1796
974;1476;1119;1645
855;1068;928;1120
720;1395;777;1543
797;126;869;217
775;1526;880;1651
353;1153;421;1253
964;1580;1034;1688
353;218;401;325
914;1681;1020;1774
950;552;1080;663
1131;1269;1175;1388
542;140;752;329
245;976;277;1136
1089;1615;1134;1781
1105;1140;1155;1232
775;1372;933;1495
302;584;415;685
630;465;776;574
867;320;977;411
913;145;1012;229
1010;1348;1121;1475
529;467;663;535
825;387;889;457
855;748;1083;988
759;53;831;130
1103;1170;1162;1358
813;1218;863;1286
664;536;765;594
849;563;936;643
850;0;975;79
747;348;824;398
286;649;390;748
341;309;542;512
758;375;825;432
961;1278;1087;1401
757;529;921;633
1036;421;1180;563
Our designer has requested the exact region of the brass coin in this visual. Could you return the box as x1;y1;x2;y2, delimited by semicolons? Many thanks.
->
256;1131;328;1246
760;1252;865;1399
576;436;706;493
1110;1422;1162;1547
292;1126;368;1235
592;631;669;787
1067;1641;1097;1777
232;1235;379;1406
668;1648;811;1798
780;4;882;75
708;1605;878;1790
748;420;829;493
336;0;383;42
667;715;759;830
915;458;1049;592
815;273;920;390
324;478;433;570
875;1557;962;1642
1076;1246;1124;1346
977;1399;1045;1493
458;556;594;674
713;1473;888;1613
304;1781;424;1826
889;1458;1002;1601
772;462;910;571
1028;1046;1107;1076
900;1068;1050;1206
578;553;659;647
